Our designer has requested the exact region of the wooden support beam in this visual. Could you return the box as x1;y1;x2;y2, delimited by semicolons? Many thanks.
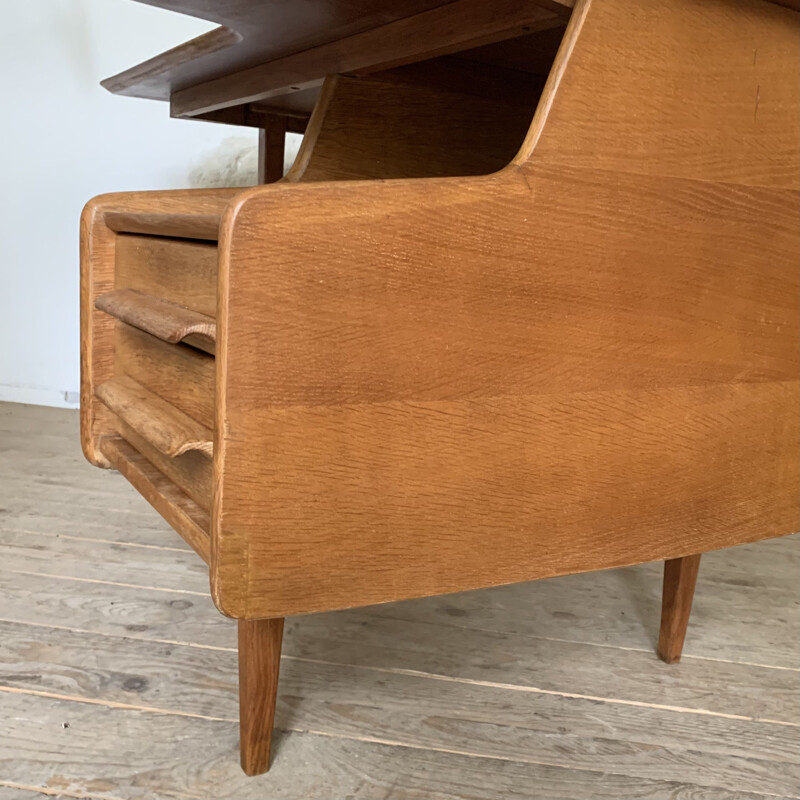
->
258;116;288;184
658;554;702;664
238;617;285;776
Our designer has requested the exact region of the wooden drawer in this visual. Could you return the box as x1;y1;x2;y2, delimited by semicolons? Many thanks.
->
82;209;225;564
115;234;217;317
114;324;214;430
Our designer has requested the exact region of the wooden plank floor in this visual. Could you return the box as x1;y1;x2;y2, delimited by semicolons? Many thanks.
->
0;402;797;800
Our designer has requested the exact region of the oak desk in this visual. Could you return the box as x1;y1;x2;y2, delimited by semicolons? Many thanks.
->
81;0;799;776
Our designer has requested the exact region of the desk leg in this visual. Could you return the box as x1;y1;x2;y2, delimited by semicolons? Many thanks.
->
238;617;284;775
657;554;701;664
258;117;287;184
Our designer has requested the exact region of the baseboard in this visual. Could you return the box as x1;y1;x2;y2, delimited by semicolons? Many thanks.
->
0;384;79;409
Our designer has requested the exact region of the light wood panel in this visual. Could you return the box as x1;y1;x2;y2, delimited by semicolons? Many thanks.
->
116;420;213;513
207;0;799;617
97;289;216;354
81;190;233;467
114;234;218;316
98;437;211;563
521;0;800;188
115;324;215;430
214;177;798;616
287;64;544;182
97;376;213;458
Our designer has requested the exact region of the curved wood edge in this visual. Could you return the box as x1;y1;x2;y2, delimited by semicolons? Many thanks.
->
101;27;241;100
100;435;211;564
96;376;214;458
96;289;216;355
87;189;240;240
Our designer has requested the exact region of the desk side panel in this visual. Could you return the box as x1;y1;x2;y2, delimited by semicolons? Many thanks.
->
212;169;799;619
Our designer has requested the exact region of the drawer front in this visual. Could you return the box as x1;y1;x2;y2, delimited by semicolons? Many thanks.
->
82;191;234;562
114;323;215;430
115;234;217;316
117;421;212;513
92;232;218;555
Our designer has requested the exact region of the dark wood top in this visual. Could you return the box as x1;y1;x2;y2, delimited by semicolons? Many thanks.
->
104;0;798;116
103;0;480;100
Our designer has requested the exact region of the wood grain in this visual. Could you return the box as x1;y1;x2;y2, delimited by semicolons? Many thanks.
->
214;172;798;616
96;289;216;354
287;65;544;182
115;233;218;317
238;618;284;775
1;621;798;795
97;376;213;459
205;0;799;618
170;0;566;118
521;0;800;189
658;554;702;664
116;420;212;513
97;189;236;239
114;324;215;430
3;692;781;800
81;190;233;466
98;437;211;563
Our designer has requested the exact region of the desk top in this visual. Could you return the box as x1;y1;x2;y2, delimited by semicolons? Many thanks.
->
105;0;799;120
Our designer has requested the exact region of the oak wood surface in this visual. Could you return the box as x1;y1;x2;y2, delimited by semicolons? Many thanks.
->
114;324;215;430
96;376;213;458
6;693;785;800
81;190;233;468
238;618;284;775
98;436;211;562
658;554;703;664
286;65;545;182
208;0;799;618
522;0;800;189
96;289;216;354
115;233;218;317
117;420;213;513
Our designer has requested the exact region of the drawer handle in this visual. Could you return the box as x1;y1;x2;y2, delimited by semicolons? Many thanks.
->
96;376;213;458
96;289;216;354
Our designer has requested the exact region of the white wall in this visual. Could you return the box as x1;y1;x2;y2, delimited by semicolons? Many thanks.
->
0;0;283;407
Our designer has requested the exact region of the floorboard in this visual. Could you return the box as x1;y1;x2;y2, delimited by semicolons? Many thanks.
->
0;403;798;799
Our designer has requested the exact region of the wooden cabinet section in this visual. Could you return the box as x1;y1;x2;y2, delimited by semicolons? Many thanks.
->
80;0;799;776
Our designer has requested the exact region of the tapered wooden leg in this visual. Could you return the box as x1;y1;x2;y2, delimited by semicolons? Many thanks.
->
238;617;284;776
657;554;701;664
257;116;287;184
